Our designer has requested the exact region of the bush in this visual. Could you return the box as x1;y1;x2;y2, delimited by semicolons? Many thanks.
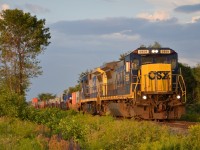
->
183;125;200;149
181;113;200;122
181;104;200;122
0;88;26;117
0;117;48;150
187;104;200;114
59;115;88;142
85;120;172;150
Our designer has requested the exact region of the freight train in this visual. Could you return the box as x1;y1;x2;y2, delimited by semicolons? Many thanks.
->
77;47;186;120
33;47;186;120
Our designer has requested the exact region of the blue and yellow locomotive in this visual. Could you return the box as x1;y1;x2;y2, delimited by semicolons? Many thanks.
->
80;47;186;120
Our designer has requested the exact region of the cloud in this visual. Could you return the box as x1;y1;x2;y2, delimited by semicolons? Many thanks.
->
137;11;170;21
147;0;200;8
51;17;161;37
50;17;200;59
0;4;10;11
191;16;200;23
179;57;200;67
50;17;200;42
174;3;200;13
100;31;140;42
101;0;120;2
25;4;50;14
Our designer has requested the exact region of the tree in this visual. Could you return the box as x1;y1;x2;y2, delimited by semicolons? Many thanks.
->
179;63;197;104
139;44;146;48
192;64;200;103
77;70;90;83
148;41;162;48
119;51;132;61
0;9;51;96
139;41;162;49
38;93;56;101
119;53;128;61
64;85;81;95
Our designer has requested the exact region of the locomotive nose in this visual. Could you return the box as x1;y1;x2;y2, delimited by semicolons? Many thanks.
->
141;64;172;92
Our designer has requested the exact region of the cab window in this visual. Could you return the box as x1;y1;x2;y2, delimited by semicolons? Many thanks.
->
132;59;139;70
141;56;153;65
155;57;168;63
171;59;177;69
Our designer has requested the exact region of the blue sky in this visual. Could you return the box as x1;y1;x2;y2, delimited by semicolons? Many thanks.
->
1;0;200;100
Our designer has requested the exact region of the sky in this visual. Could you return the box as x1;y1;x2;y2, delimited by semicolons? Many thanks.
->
0;0;200;100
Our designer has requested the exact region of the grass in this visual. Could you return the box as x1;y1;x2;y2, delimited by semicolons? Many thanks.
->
0;117;72;150
0;117;48;150
1;108;200;150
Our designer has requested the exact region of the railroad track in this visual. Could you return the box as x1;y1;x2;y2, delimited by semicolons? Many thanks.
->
158;121;198;128
156;121;199;134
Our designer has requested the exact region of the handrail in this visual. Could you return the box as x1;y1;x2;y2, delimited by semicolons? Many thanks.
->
131;75;141;100
178;75;187;103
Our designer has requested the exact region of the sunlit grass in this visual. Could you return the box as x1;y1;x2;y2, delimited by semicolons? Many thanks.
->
1;109;200;150
0;117;47;150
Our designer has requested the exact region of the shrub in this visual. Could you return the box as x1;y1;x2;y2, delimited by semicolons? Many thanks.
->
186;104;200;114
183;125;200;149
0;117;48;149
85;120;172;150
0;88;26;117
58;115;88;142
181;104;200;122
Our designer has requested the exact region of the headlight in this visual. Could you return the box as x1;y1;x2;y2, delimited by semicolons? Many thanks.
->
176;95;181;99
152;49;159;53
142;95;147;100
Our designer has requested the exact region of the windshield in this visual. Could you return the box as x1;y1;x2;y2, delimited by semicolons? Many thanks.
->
141;55;177;69
141;56;153;65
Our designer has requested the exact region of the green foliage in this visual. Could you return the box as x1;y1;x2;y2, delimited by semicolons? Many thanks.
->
177;63;200;104
179;63;196;104
139;41;162;49
65;84;81;94
119;52;128;60
0;117;48;150
181;104;200;122
84;120;171;150
193;64;200;83
37;92;56;101
192;64;200;103
77;70;90;84
183;125;200;149
148;41;162;48
3;106;200;150
181;113;200;122
22;107;78;135
59;115;88;143
0;87;26;117
0;9;51;96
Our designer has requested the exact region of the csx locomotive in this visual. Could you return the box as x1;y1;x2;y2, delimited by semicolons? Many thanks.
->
80;47;186;120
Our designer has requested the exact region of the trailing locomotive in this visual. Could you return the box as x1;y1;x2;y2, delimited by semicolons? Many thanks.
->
78;47;186;120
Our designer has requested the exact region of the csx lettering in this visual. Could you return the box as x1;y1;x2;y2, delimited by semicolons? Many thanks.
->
148;71;170;80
